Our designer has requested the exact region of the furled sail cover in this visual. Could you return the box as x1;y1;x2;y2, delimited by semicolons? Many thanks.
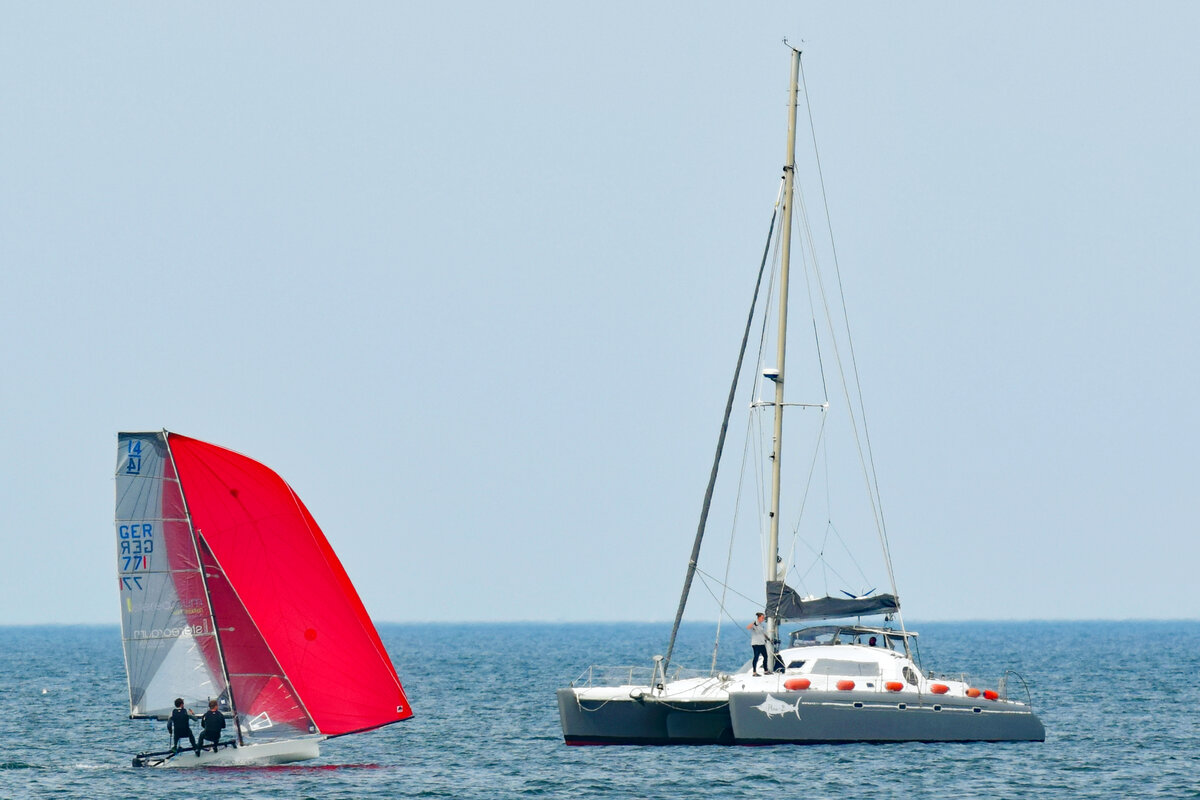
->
765;581;898;621
115;432;228;718
166;433;412;736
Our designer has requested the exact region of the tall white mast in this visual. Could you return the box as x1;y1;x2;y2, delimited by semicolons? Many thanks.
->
766;47;801;665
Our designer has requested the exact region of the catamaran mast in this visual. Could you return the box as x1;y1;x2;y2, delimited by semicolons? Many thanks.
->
766;46;801;668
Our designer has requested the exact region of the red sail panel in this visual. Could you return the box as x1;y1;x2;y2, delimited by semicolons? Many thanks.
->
196;536;314;736
167;433;412;735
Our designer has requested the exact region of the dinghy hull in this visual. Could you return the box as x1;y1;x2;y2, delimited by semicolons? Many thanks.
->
134;737;322;768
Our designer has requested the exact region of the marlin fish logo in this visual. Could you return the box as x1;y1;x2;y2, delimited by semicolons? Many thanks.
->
753;694;801;720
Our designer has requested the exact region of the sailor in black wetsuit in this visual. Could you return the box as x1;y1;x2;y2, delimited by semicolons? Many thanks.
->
199;700;226;753
167;697;199;756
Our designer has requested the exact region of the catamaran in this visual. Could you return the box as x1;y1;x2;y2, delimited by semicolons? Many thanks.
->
115;430;412;766
557;46;1045;745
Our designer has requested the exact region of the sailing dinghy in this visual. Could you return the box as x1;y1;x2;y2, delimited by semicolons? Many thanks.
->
115;431;412;767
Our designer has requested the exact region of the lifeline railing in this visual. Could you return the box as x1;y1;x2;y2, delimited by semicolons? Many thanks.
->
569;663;713;689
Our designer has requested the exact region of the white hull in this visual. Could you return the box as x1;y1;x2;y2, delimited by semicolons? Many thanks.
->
725;668;1044;744
728;688;1044;743
560;639;1043;745
135;737;323;768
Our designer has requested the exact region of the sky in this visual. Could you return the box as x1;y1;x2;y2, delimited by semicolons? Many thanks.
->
2;2;1197;626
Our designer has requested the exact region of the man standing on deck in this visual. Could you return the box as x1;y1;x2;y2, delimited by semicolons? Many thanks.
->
199;700;226;754
747;612;769;676
167;698;199;756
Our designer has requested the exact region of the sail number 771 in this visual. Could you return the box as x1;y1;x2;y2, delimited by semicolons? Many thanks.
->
118;524;153;577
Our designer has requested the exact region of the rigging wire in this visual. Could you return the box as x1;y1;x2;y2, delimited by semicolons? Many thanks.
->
695;566;767;614
772;57;902;633
796;54;902;618
712;414;758;674
684;54;911;671
779;408;836;596
708;182;787;674
751;203;784;586
661;178;784;676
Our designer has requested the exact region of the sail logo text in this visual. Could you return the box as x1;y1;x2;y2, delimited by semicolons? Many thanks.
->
132;624;207;640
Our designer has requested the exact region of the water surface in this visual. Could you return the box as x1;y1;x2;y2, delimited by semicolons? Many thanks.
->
0;621;1196;798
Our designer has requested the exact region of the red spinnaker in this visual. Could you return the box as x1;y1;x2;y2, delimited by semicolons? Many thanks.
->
168;433;411;735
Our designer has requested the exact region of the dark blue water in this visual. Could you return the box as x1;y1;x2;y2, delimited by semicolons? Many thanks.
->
1;621;1197;798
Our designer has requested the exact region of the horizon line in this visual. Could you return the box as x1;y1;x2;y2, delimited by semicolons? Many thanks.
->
3;616;1198;629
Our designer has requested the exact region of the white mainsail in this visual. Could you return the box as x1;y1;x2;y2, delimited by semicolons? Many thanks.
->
115;432;226;718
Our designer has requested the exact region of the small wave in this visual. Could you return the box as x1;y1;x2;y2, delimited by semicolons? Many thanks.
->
207;763;386;773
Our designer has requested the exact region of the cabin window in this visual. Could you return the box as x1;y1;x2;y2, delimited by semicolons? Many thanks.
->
786;660;806;670
809;659;881;677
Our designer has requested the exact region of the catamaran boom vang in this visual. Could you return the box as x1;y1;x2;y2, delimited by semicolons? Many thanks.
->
115;430;412;767
557;46;1045;745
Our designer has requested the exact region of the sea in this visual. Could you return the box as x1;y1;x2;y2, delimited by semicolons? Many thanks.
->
0;620;1196;799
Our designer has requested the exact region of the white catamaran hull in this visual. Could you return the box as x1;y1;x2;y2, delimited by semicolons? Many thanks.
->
727;689;1044;744
559;681;1043;745
721;642;1045;744
560;640;1044;745
134;737;322;768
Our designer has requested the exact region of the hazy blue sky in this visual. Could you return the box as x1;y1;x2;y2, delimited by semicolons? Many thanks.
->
2;2;1197;625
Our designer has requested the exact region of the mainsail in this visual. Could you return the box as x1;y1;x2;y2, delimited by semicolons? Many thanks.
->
115;431;411;742
765;580;899;622
116;434;226;718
